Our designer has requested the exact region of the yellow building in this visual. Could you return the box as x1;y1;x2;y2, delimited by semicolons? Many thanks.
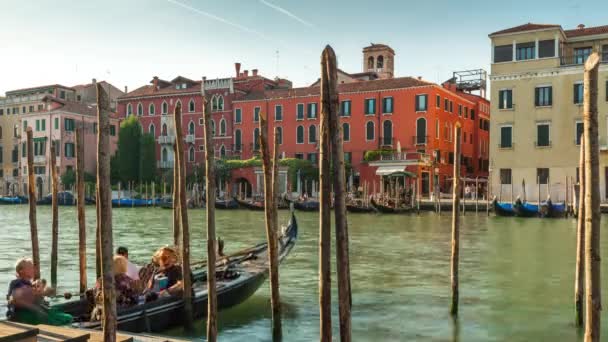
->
489;23;608;202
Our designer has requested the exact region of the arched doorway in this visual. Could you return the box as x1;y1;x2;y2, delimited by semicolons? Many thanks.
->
235;177;253;199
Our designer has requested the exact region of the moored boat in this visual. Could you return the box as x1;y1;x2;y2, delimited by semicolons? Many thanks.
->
0;196;28;205
215;198;239;209
111;198;158;207
492;198;515;216
49;213;299;333
540;199;566;218
346;202;376;213
235;197;265;211
512;198;538;217
370;198;411;214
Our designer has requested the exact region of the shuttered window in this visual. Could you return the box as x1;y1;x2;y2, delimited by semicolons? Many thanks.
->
296;126;304;144
500;169;512;185
494;45;513;63
415;95;427;111
574;83;583;104
297;104;304;120
340;100;351;117
576;121;583;146
536;123;550;147
364;99;376;115
537;168;549;184
538;40;555;58
535;86;552;106
382;97;393;113
500;126;512;148
499;89;513;109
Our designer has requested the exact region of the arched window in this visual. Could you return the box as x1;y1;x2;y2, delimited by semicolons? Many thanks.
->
416;118;427;144
308;125;317;144
219;118;226;136
162;123;168;136
220;145;226;158
366;121;374;140
342;123;350;142
188;146;195;162
162;147;168;162
211;96;217;111
377;55;384;69
149;103;155;115
234;129;242;151
367;56;374;70
137;103;143;116
218;96;224;111
188;121;195;135
188;99;195;112
127;103;132;116
276;127;283;145
162;101;168;115
175;100;182;112
383;120;392;145
296;125;304;144
210;120;216;136
254;127;260;151
149;123;155;136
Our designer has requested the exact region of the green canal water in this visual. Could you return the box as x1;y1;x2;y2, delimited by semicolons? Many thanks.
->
1;205;608;341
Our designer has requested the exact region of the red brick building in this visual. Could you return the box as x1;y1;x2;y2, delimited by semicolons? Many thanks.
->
117;44;489;198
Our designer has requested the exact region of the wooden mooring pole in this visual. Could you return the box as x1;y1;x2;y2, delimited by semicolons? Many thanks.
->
324;45;352;342
173;102;194;332
450;123;462;317
50;143;59;289
202;80;218;342
575;135;585;327
96;83;117;342
172;143;180;246
583;53;601;342
259;113;282;339
26;128;40;280
76;126;87;294
318;47;333;342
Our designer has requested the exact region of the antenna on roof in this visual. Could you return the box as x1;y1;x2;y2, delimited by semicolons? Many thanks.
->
275;50;280;78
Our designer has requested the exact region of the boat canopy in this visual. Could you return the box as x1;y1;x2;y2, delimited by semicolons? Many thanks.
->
376;166;416;178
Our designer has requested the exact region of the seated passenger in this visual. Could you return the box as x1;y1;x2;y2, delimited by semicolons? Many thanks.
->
147;247;183;297
6;258;72;325
116;246;140;281
91;256;139;321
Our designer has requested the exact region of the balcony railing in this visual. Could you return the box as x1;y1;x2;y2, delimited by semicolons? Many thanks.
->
157;135;175;144
185;134;195;143
33;155;46;164
412;135;429;145
0;93;46;105
157;160;173;169
561;54;608;66
375;151;431;164
249;143;260;154
232;144;243;153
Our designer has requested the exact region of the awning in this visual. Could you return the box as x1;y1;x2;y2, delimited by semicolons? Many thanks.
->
376;166;417;178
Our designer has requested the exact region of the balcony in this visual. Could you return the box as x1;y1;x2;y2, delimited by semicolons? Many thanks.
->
157;160;174;169
33;155;46;164
412;135;429;146
561;54;608;67
232;144;243;154
249;143;260;155
185;134;195;143
157;135;175;144
369;151;432;166
379;137;394;148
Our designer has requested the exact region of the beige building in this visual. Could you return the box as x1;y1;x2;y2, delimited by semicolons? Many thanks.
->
489;23;608;202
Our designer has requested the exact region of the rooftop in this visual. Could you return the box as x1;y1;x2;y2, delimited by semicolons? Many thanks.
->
5;84;74;96
490;22;608;39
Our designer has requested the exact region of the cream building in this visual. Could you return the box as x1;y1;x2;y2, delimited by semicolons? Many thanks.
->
489;23;608;202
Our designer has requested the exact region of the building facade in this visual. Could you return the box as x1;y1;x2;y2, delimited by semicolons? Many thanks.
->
117;44;490;198
489;23;608;202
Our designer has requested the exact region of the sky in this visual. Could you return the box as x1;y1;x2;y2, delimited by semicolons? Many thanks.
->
0;0;605;95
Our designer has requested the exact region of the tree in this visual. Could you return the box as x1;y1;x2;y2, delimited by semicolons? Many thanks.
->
139;133;157;183
60;169;76;188
117;116;142;183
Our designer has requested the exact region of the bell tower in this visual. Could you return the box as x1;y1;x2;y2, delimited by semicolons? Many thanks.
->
362;43;395;79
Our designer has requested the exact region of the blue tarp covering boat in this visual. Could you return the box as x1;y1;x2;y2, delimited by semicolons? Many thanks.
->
0;196;27;204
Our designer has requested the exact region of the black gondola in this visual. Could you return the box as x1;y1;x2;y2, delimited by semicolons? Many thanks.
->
48;213;298;333
512;198;539;217
492;198;515;216
283;196;319;212
346;203;376;213
370;198;411;214
215;198;239;209
235;197;265;211
540;199;567;218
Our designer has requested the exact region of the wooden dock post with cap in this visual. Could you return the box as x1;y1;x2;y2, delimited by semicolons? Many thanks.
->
583;52;601;342
50;143;59;289
202;78;218;342
96;83;117;342
575;135;585;327
450;123;462;317
76;126;87;294
26;127;40;280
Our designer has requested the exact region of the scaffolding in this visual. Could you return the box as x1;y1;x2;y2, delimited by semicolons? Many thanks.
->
451;69;487;98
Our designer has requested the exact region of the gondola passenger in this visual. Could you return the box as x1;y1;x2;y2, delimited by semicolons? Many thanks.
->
91;255;139;321
6;258;72;325
146;247;184;297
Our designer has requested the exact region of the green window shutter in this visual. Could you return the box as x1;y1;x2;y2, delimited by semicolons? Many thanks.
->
534;88;539;106
35;120;39;131
415;96;419;111
507;91;512;108
22;142;26;157
42;119;45;131
573;84;578;103
499;91;504;109
54;118;58;129
548;87;552;105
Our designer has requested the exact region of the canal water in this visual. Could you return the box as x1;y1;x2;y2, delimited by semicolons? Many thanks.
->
1;205;608;341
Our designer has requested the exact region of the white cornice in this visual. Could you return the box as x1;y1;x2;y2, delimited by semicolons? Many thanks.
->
490;64;608;81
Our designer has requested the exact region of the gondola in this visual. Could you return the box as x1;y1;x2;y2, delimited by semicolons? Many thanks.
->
49;213;298;333
369;198;411;214
540;199;567;218
284;196;319;212
346;203;376;213
215;198;239;210
512;198;539;217
111;198;158;207
235;197;265;211
492;198;515;216
0;196;27;204
37;192;96;206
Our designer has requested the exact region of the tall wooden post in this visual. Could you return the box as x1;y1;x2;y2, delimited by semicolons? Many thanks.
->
575;135;585;327
259;113;282;339
76;126;87;294
450;123;462;316
318;47;333;342
50;144;59;289
202;81;218;342
583;53;601;342
173;102;194;332
475;177;479;213
26;128;40;280
172;143;180;246
96;84;117;342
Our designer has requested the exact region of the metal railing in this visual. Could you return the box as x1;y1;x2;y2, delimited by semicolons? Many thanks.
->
33;155;46;164
185;135;195;143
157;135;175;144
377;151;431;163
232;144;243;153
0;93;47;105
157;160;173;169
412;135;429;145
561;54;608;66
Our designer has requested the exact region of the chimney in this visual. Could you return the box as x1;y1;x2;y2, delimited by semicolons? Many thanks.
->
153;76;159;92
417;76;422;80
252;69;258;76
235;63;241;77
244;70;249;77
92;78;97;84
577;24;585;29
124;86;128;93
